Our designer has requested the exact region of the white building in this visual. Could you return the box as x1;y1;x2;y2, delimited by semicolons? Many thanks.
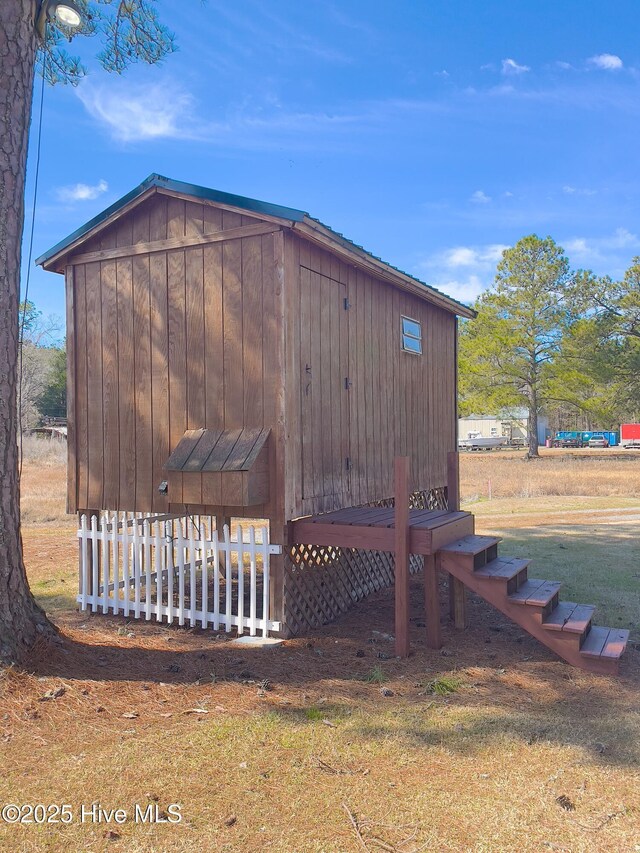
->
458;411;549;447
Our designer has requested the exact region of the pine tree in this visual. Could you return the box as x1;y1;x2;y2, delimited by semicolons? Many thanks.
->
0;1;174;663
459;235;573;457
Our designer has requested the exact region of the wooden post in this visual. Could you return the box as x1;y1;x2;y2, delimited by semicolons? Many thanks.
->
424;554;442;649
450;576;468;630
394;456;410;658
79;510;100;608
270;229;290;638
78;512;90;599
446;450;466;628
268;522;289;638
447;450;460;511
216;514;231;575
215;514;231;535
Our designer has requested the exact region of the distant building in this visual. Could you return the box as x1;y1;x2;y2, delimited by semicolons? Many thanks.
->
458;411;549;447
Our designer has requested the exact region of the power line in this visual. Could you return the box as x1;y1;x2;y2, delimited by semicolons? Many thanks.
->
18;51;47;477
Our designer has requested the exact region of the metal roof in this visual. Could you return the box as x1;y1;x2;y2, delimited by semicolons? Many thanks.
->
35;173;306;267
36;173;475;317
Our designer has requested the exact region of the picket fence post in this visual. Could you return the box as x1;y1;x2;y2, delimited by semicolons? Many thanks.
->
236;523;244;636
261;526;270;638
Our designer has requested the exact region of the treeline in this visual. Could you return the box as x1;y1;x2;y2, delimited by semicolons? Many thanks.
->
18;301;66;433
458;235;640;455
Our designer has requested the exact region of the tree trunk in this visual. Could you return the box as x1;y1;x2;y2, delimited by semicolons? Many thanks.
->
0;1;54;663
527;391;540;458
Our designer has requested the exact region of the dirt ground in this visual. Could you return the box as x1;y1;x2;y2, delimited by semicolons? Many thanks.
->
1;454;640;852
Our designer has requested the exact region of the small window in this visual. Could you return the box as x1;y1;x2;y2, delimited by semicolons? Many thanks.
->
401;316;422;354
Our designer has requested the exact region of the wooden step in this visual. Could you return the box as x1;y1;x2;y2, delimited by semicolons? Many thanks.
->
475;557;529;581
509;579;561;607
543;602;595;634
438;535;501;557
580;626;630;660
435;541;629;674
474;557;529;593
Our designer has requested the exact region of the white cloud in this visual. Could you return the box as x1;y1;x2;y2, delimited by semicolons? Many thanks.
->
76;80;200;142
488;83;515;96
564;228;640;268
565;237;590;255
74;81;450;151
445;247;477;267
434;69;450;78
442;244;508;268
415;242;509;303
501;58;530;75
56;179;108;202
470;190;491;204
607;227;640;248
555;61;573;70
562;185;596;196
434;274;486;304
588;53;623;71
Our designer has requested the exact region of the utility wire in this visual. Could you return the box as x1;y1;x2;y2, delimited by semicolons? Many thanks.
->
18;50;47;477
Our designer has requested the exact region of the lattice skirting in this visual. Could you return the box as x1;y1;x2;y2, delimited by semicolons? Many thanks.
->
283;487;447;636
369;486;449;511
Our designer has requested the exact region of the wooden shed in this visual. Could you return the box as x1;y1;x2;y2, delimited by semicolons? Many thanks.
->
37;174;472;635
38;173;473;516
36;174;629;672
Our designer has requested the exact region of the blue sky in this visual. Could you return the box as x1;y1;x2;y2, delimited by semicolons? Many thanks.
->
26;0;640;322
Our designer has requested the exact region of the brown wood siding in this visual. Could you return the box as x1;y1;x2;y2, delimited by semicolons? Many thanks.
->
74;264;88;511
284;232;457;519
65;266;76;513
65;193;457;526
67;195;285;520
84;261;103;509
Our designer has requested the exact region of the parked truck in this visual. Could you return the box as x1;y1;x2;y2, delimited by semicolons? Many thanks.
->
621;423;640;448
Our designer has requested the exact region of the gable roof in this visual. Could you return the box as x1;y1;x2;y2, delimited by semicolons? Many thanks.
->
36;173;476;318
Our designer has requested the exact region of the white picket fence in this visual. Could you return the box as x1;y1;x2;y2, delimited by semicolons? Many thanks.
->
77;513;281;636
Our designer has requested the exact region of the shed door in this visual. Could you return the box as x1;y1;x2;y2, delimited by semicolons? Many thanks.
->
300;268;350;502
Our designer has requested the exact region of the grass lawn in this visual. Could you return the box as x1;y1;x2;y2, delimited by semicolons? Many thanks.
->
1;449;639;852
469;497;640;641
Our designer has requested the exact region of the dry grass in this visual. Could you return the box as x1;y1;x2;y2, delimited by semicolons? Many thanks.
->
460;447;640;501
19;439;71;528
21;434;67;467
1;453;638;852
1;598;639;852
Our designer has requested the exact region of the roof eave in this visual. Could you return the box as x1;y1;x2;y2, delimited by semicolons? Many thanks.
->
293;216;476;319
36;173;307;272
36;174;477;320
36;182;160;272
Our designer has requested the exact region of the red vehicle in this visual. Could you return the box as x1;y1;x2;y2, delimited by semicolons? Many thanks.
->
621;423;640;448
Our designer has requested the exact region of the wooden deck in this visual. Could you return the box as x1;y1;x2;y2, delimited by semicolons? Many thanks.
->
290;506;474;554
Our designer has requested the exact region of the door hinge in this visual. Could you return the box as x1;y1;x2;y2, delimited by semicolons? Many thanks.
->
345;457;352;470
344;377;352;390
343;297;351;310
